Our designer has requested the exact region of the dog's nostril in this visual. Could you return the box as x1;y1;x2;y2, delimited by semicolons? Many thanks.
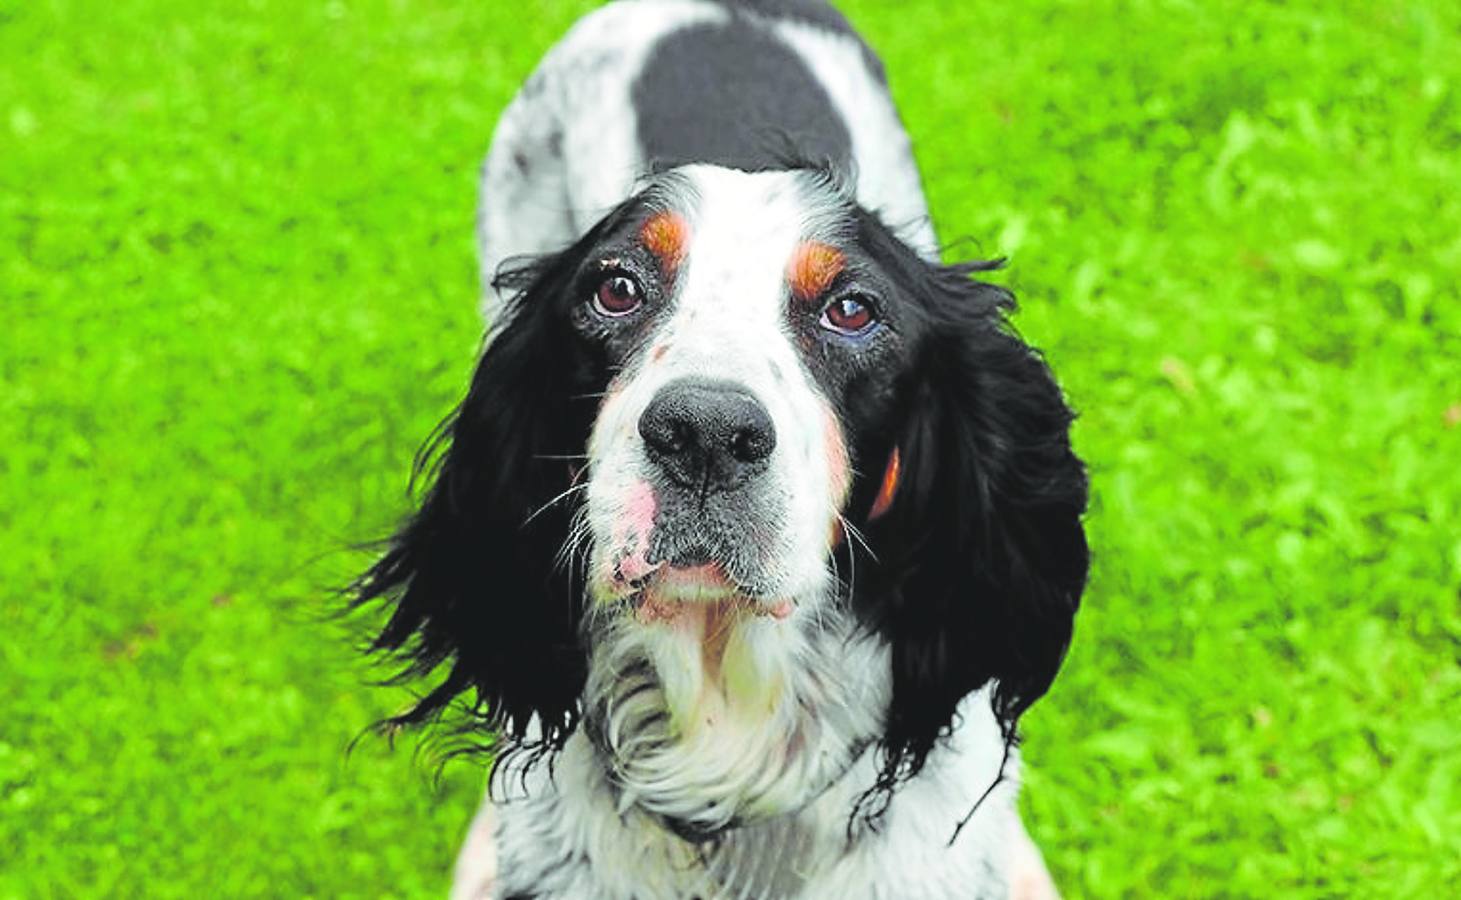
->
654;421;691;454
639;406;689;455
729;426;774;463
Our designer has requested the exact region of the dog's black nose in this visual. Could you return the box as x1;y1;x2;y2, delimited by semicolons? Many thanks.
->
639;378;776;492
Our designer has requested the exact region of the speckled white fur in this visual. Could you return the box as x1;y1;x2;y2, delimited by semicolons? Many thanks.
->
455;691;1038;900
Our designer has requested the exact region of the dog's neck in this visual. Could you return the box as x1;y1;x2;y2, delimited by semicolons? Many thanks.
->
577;598;889;835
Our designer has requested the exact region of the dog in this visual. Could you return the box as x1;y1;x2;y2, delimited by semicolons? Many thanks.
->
354;2;1088;897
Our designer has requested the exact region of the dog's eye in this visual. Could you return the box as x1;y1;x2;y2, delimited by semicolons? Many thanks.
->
592;272;644;317
820;294;878;335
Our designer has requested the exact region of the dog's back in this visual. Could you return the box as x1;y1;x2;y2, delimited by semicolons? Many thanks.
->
478;0;936;320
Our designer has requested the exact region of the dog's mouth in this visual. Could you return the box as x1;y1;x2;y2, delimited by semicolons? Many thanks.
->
591;473;802;626
629;564;794;626
597;488;793;620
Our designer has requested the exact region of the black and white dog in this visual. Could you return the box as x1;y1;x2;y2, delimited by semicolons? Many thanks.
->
355;1;1088;897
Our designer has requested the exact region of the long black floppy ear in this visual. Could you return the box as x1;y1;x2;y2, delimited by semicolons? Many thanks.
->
350;219;624;752
862;254;1090;784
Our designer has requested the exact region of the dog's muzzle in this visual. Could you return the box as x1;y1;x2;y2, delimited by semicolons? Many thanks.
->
630;376;786;589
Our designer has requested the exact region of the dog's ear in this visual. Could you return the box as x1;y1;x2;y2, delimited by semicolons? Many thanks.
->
351;220;623;751
862;256;1089;782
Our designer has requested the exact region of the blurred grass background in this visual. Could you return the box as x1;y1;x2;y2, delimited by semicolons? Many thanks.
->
3;0;1459;896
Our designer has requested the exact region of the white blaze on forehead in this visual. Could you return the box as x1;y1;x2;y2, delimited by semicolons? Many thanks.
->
656;165;843;375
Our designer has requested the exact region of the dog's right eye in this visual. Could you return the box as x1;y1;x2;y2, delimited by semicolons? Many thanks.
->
591;272;644;317
820;293;880;336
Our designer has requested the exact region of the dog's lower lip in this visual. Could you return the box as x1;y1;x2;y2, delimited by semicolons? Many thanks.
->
654;563;735;592
633;593;794;624
630;564;793;623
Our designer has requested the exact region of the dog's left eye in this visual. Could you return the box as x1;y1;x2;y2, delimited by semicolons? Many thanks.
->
592;271;644;317
820;294;878;335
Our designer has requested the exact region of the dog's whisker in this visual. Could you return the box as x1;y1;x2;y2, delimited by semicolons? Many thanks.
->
839;514;878;566
555;509;594;574
523;481;590;526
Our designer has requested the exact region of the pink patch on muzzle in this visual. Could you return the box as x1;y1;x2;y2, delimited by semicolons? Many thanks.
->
609;480;659;588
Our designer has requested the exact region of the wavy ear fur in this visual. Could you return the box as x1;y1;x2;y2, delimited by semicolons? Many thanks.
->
351;216;628;751
863;252;1090;784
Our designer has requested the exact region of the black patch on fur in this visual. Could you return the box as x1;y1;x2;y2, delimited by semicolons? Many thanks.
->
350;198;653;754
835;210;1090;804
632;19;854;173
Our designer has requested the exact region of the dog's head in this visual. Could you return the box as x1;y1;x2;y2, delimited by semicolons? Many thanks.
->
355;164;1087;830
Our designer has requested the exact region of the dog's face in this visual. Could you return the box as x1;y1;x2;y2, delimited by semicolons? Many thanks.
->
581;167;894;626
355;163;1088;833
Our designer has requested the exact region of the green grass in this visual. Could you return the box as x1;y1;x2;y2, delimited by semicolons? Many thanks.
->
3;0;1458;896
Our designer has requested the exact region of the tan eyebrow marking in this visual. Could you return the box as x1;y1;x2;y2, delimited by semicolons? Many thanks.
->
640;211;690;277
788;241;846;303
